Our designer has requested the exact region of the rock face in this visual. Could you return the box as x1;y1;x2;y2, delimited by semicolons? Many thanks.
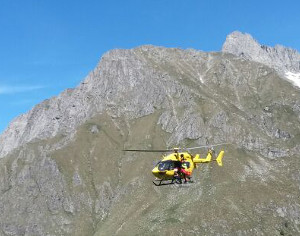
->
1;44;300;159
222;31;300;75
0;34;300;235
0;47;202;158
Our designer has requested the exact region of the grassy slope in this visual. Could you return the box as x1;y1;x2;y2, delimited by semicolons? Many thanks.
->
1;107;299;235
51;111;300;235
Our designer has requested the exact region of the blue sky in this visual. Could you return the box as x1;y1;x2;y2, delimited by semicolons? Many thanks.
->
0;0;300;133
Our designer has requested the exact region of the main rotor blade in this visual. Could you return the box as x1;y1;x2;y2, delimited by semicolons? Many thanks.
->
186;143;230;150
123;149;173;153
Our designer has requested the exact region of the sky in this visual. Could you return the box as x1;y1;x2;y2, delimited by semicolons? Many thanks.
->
0;0;300;133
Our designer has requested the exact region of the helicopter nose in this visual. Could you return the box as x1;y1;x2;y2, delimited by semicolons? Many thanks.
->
152;170;164;175
152;167;166;178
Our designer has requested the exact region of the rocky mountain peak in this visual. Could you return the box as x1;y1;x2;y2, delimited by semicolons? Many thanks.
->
222;31;260;57
0;46;207;158
222;31;300;76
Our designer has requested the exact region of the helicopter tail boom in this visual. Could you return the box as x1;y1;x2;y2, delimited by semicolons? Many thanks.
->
193;153;212;163
193;151;224;166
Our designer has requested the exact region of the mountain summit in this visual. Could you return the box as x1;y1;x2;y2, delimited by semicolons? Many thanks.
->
0;33;299;235
222;31;300;86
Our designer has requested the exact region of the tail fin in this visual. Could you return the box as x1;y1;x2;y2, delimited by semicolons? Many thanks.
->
216;151;224;166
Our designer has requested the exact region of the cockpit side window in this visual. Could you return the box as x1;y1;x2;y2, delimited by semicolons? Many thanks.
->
158;161;178;171
158;161;168;171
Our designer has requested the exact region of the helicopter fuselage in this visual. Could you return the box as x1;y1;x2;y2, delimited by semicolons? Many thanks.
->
152;152;194;180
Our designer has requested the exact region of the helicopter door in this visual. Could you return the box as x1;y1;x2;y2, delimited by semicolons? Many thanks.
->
181;162;190;169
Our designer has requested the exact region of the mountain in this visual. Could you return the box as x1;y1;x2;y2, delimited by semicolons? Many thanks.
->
0;33;300;235
222;31;300;87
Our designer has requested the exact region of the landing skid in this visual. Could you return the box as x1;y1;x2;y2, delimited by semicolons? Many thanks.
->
152;178;193;186
152;179;194;186
152;179;174;186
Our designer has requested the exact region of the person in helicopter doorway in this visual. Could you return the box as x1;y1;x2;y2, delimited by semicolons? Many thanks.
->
179;154;191;183
173;160;182;183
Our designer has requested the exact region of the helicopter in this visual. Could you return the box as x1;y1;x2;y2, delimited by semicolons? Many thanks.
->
123;144;227;186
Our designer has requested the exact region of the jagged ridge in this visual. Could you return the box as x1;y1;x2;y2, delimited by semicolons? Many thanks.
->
222;31;300;75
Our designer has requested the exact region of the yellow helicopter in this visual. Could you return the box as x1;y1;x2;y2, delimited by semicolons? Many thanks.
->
124;144;226;186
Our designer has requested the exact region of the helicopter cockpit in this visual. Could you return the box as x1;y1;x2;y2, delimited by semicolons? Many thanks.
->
157;160;182;171
157;160;186;171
